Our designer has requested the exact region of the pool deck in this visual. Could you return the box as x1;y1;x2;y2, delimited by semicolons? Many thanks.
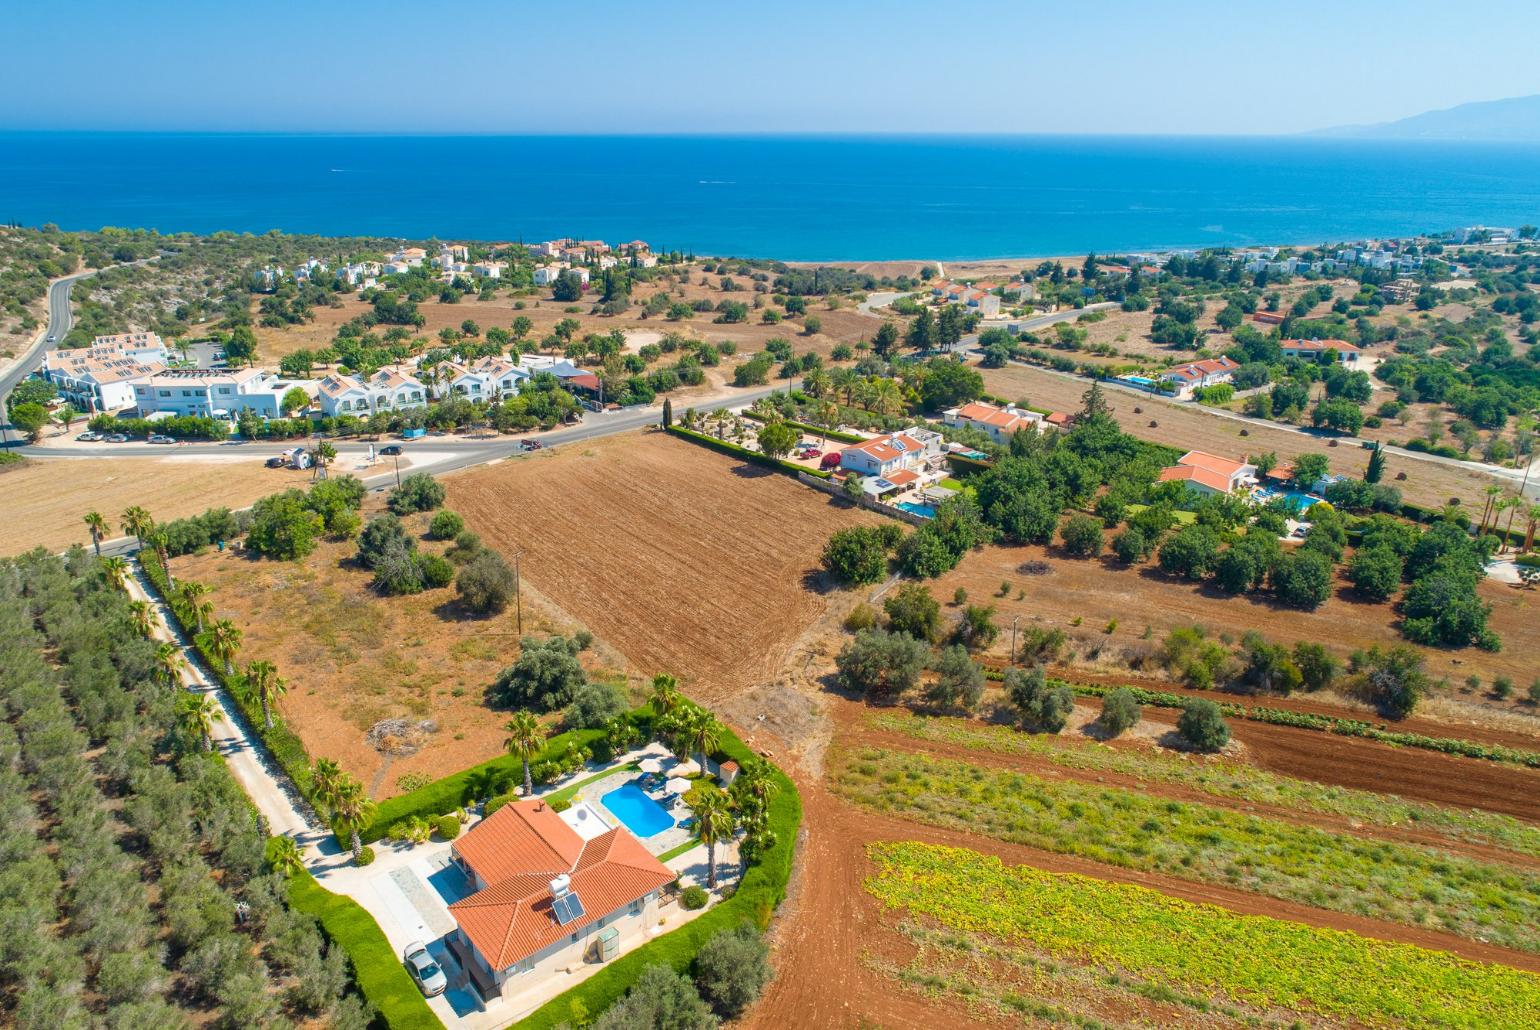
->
558;764;696;858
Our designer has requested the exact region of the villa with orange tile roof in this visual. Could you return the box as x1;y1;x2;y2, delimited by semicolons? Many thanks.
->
1157;356;1240;398
447;799;675;995
1156;450;1257;497
1280;338;1361;363
838;428;943;478
930;280;1001;318
942;400;1049;443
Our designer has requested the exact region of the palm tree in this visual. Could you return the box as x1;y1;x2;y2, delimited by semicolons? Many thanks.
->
330;777;376;862
682;706;722;769
178;581;212;631
872;379;904;418
1501;495;1522;553
153;642;187;689
100;555;130;590
127;599;155;637
146;527;174;587
121;506;154;550
310;758;346;819
247;660;287;730
803;367;831;399
178;693;218;752
692;789;736;889
1524;504;1540;554
1479;485;1504;535
649;673;683;718
207;619;242;675
266;834;306;878
503;711;547;798
84;511;108;556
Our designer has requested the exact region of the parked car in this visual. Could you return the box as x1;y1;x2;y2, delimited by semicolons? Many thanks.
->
402;942;447;997
800;448;822;459
102;433;130;443
147;434;175;444
77;431;101;442
379;444;403;456
265;455;288;468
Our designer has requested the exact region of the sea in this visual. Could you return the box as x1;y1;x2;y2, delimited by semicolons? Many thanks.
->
3;132;1539;261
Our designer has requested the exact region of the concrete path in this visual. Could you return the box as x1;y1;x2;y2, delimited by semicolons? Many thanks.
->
125;564;322;840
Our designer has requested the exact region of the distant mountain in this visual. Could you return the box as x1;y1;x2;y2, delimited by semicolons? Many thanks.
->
1310;94;1540;142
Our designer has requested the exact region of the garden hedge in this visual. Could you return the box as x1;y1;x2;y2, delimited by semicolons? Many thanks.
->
665;424;832;479
287;869;442;1030
516;722;801;1029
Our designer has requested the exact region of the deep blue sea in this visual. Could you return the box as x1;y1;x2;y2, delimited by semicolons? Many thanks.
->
3;133;1539;261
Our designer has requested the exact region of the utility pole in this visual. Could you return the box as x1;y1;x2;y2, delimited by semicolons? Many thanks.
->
1011;616;1020;666
393;452;401;488
512;548;525;636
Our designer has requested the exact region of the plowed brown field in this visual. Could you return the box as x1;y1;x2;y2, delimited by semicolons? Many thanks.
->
444;430;883;702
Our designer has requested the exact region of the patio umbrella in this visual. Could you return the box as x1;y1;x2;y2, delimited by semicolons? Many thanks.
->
665;777;692;795
639;757;664;774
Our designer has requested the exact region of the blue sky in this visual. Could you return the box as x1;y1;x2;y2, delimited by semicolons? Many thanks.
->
6;0;1539;134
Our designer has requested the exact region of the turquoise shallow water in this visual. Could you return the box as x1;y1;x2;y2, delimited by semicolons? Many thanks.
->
4;132;1539;260
600;783;674;839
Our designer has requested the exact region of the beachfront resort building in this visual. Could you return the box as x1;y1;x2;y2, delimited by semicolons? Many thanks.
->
1158;356;1240;398
1157;450;1257;497
41;333;171;413
316;367;428;417
131;367;308;420
446;799;675;996
1280;338;1362;363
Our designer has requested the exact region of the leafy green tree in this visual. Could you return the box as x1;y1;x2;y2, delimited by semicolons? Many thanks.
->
1292;641;1339;692
1097;688;1141;737
246;490;324;560
564;681;626;730
1347;545;1403;602
1157;524;1221;581
1364;443;1387;484
1059;514;1104;557
953;603;998;649
926;645;984;711
551;270;585;302
820;527;890;586
1111;526;1151;564
872;321;900;357
1350;645;1428;718
491;636;586;711
756;420;798;460
387;472;444;514
694;923;770;1018
1004;665;1075;732
593;964;715;1030
883;582;941;642
835;629;928;698
1402;560;1497;649
1270;550;1335;610
1177;699;1230;751
357;514;412;568
906;307;935;352
919;359;983;411
455;548;516;614
9;401;49;441
428;509;465;540
1291;453;1329;487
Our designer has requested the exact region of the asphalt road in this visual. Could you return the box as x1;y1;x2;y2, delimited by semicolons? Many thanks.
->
0;268;97;401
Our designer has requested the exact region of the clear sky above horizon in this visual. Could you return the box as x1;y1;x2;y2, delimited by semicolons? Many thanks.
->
6;0;1540;135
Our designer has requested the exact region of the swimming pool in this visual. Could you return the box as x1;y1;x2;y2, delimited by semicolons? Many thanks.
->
1121;375;1157;388
600;784;675;838
896;501;936;518
1257;488;1324;515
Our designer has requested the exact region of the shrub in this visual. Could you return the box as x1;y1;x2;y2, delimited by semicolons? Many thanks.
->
1351;645;1428;719
354;846;376;867
1111;527;1150;564
1177;699;1230;752
680;885;709;910
565;681;627;730
357;514;411;569
835;629;928;699
387;472;445;515
1097;688;1141;737
593;963;713;1030
455;548;516;614
428;509;465;540
418;553;455;588
820;526;891;586
952;603;998;649
246;490;325;560
490;636;586;711
1292;642;1340;692
483;792;516;817
1059;514;1104;557
693;922;770;1018
1004;666;1075;732
843;603;877;632
434;815;461;840
883;582;941;642
925;645;985;711
371;538;426;595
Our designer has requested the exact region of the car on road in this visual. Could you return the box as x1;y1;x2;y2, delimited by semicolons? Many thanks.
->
264;455;288;468
77;431;101;442
518;439;543;451
379;444;403;456
102;433;130;443
147;434;175;444
46;335;56;344
402;942;447;997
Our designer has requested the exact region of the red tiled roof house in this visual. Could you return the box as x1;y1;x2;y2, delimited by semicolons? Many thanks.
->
447;799;675;995
1156;450;1257;497
1280;338;1361;364
1157;356;1240;398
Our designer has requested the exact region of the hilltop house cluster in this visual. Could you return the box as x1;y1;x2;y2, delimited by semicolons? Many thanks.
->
530;238;655;287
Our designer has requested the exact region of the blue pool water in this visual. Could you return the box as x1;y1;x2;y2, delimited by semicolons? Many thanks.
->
600;784;674;839
1258;488;1324;514
896;501;937;518
1122;375;1157;387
